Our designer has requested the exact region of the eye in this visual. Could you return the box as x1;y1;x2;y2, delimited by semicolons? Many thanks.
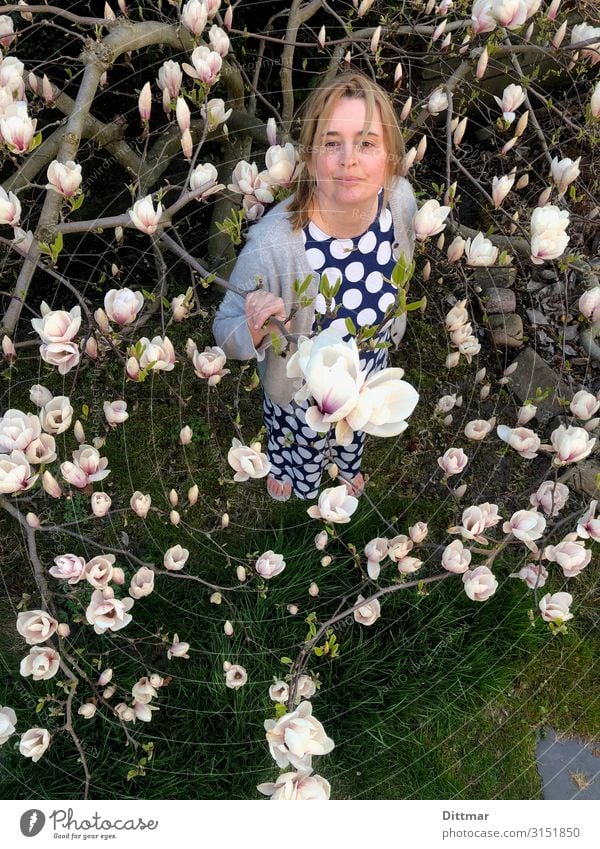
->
324;141;339;149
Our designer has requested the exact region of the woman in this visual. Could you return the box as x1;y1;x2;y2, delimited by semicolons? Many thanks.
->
213;71;417;501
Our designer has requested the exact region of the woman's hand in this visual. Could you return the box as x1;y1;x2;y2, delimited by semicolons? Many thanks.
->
245;290;289;348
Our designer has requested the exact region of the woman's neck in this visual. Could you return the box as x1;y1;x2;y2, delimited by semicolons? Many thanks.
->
309;195;379;239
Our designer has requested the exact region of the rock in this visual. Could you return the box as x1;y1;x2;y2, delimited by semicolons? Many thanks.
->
488;314;524;348
480;287;516;314
567;460;600;498
509;347;575;425
526;308;549;326
471;267;517;290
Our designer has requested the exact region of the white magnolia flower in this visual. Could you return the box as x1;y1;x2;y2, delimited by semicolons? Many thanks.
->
163;544;189;571
129;195;163;235
19;647;60;681
0;409;40;453
104;288;143;325
502;509;546;553
550;156;581;196
0;450;37;494
181;0;208;35
427;87;449;115
353;594;381;626
16;610;58;645
260;143;297;187
183;45;222;85
591;81;600;118
227;438;270;481
441;539;471;573
413;199;451;240
157;60;182;100
571;23;600;64
493;83;526;123
529;481;569;517
543;539;591;578
462;565;498;601
465;232;499;266
497;424;540;459
208;24;230;57
269;680;289;704
46;160;82;198
255;550;286;579
85;587;134;634
225;664;248;689
539;591;573;623
201;97;232;131
31;302;81;344
257;769;331;800
530;205;569;265
0;101;36;153
40;395;73;435
570;390;600;421
264;701;334;770
0;705;17;745
491;171;515;208
517;562;548;590
49;553;86;584
307;485;358;524
192;345;230;385
576;500;600;543
129;567;155;599
549;425;596;466
0;186;21;226
464;419;494;441
19;727;50;762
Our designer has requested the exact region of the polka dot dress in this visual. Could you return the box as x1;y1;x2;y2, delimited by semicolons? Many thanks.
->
263;189;398;499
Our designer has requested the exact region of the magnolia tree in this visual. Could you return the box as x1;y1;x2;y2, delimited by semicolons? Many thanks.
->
0;0;599;801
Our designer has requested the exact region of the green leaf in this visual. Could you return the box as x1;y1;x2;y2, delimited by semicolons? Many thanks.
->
70;192;85;212
345;317;357;336
280;656;293;666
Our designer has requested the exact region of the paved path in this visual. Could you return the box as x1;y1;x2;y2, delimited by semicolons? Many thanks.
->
536;729;600;800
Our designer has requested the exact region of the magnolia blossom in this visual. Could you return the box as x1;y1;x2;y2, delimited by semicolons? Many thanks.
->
25;433;57;465
365;536;388;579
32;302;81;344
0;186;21;226
46;160;82;198
0;409;40;453
462;565;498;601
208;24;230;57
578;287;600;322
181;0;208;35
494;84;526;123
225;664;248;689
549;425;596;466
40;395;73;435
530;205;569;265
39;341;80;375
296;675;316;700
19;728;50;763
201;95;232;131
228;159;274;206
576;500;600;542
441;540;472;573
255;550;286;579
388;534;413;563
129;567;155;599
550;156;580;196
409;522;428;543
164;544;189;571
437;447;468;477
227;437;270;482
517;562;548;589
543;539;591;578
497;424;540;459
129;195;163;235
130;490;151;517
102;400;128;428
0;56;24;95
353;594;381;626
190;162;221;198
183;45;222;85
517;404;537;426
16;610;58;645
78;703;97;720
427;87;449;115
445;300;469;332
167;633;190;660
397;555;422;575
471;0;497;33
1;101;36;153
61;444;110;488
530;481;569;517
30;385;53;408
490;0;532;29
413;199;451;241
260;143;297;187
0;450;37;494
264;701;334;770
84;554;116;589
571;23;600;64
104;288;143;325
257;769;331;801
0;14;15;48
269;680;289;704
591;81;600;118
450;503;501;542
192;345;230;385
539;592;573;624
132;677;158;705
157;59;182;101
464;419;494;441
49;553;86;584
0;705;17;745
464;232;499;266
86;587;134;634
307;485;358;524
137;335;176;372
502;509;546;552
20;646;60;681
570;390;600;421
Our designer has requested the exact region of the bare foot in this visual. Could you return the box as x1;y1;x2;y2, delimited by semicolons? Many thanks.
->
343;472;364;497
267;476;292;502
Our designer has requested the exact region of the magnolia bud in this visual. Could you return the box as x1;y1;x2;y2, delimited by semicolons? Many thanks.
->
480;384;491;401
370;25;381;53
394;62;403;87
236;565;246;582
552;19;567;49
42;470;62;498
210;592;222;604
221;512;229;528
169;509;180;525
287;604;299;615
103;686;116;699
327;463;339;479
85;337;98;359
224;620;234;636
57;623;70;637
308;582;319;597
476;47;488;79
223;661;231;672
181;128;193;160
400;96;412;121
91;492;111;517
423;261;431;282
344;50;351;64
585;418;600;433
515;173;529;190
317;25;326;49
538;186;552;207
188;484;199;505
98;668;113;686
436;232;445;250
445;352;460;369
28;72;38;93
126;357;140;381
42;74;53;104
180;425;193;445
524;22;533;43
92;436;105;450
501;137;518;155
169;489;178;507
115;225;124;243
315;531;328;550
454;483;467;498
26;512;40;528
475;367;486;384
2;335;16;361
515;110;529;138
444;414;453;426
453;116;468;147
321;555;332;567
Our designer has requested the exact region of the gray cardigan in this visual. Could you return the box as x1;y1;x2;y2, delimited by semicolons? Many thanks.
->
212;176;418;407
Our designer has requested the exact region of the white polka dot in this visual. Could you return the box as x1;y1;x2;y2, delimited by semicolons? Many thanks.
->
302;426;317;439
308;221;330;241
377;240;392;264
285;415;298;430
358;231;377;253
357;307;377;326
314;293;336;314
378;292;396;312
345;261;365;282
342;288;363;310
305;247;326;269
296;480;311;492
379;208;392;232
330;238;354;260
321;267;342;290
365;271;383;293
328;317;350;336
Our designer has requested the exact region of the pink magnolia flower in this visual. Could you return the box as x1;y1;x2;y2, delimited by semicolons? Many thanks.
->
129;567;155;599
497;424;540;458
19;727;50;762
502;509;546;553
130;491;151;517
591;81;600;119
471;0;497;34
138;81;152;122
437;447;468;478
181;0;208;35
91;492;111;517
61;444;110;488
413;199;451;241
104;288;143;325
517;562;548;589
49;553;86;584
255;550;286;579
157;60;182;101
464;419;494;441
227;438;270;482
208;25;230;58
0;409;41;453
31;302;81;344
571;23;600;64
490;0;529;30
128;195;163;235
549;425;596;466
530;205;570;265
539;591;573;623
0;14;16;48
84;554;116;589
464;231;499;265
0;450;37;494
257;769;331;801
462;565;498;601
493;83;526;123
46;160;82;198
225;663;248;689
183;45;222;85
569;390;600;421
397;555;422;575
19;646;60;681
543;539;591;578
364;537;388;579
167;633;190;660
307;485;358;523
85;587;134;634
264;701;334;770
578;286;600;322
409;522;428;543
353;595;381;626
517;404;537;426
16;610;58;645
25;433;57;465
137;335;176;372
491;172;515;208
388;534;414;563
576;500;600;542
192;345;230;385
0;101;36;153
0;56;25;95
441;539;472;573
163;544;189;571
40;395;73;435
550;156;581;196
103;400;128;426
0;186;21;226
40;341;80;375
529;481;569;516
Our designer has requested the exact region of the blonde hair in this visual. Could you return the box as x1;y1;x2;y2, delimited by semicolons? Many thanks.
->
287;70;406;231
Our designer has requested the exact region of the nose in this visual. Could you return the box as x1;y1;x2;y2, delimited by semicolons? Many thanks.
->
339;142;359;166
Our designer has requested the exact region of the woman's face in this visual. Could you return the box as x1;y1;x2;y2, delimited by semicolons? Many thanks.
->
309;96;389;216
